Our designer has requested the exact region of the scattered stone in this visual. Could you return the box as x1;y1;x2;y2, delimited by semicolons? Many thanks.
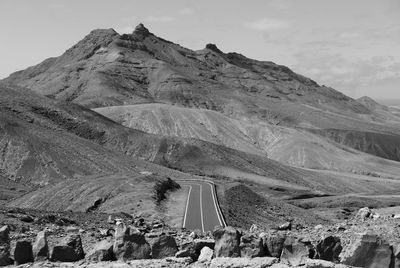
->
371;213;380;219
394;214;400;219
86;239;114;261
239;233;265;258
340;233;393;268
261;231;286;258
19;215;34;223
356;207;371;221
189;231;198;239
315;236;342;262
198;246;214;263
150;235;178;259
66;226;79;233
278;222;291;231
249;224;258;233
0;226;12;266
314;224;324;230
209;257;278;267
14;240;33;265
32;230;49;261
213;226;241;257
280;236;314;266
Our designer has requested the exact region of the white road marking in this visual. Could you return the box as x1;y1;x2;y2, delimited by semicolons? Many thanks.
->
199;183;205;233
208;182;224;227
182;185;192;228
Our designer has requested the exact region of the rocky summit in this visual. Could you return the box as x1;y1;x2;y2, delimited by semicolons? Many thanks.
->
1;22;400;267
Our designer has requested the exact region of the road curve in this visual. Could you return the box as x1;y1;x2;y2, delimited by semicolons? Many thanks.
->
180;181;226;233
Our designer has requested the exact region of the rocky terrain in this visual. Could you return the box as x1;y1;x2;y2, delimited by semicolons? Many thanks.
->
1;23;400;267
1;206;400;267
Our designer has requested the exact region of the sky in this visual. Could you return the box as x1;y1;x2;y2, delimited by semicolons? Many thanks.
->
0;0;399;100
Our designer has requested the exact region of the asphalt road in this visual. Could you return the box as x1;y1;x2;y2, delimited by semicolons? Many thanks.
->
180;181;225;233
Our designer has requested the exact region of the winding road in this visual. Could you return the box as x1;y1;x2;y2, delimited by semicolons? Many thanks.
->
180;181;226;233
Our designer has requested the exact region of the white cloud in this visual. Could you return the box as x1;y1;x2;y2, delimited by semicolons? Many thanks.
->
144;15;175;23
245;18;289;31
179;7;195;15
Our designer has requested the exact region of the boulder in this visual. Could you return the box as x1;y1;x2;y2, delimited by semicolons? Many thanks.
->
261;231;286;258
14;240;34;265
213;226;241;257
150;234;178;258
315;236;342;262
356;207;371;221
0;226;12;266
239;233;265;258
340;233;393;268
86;239;114;261
176;239;215;260
209;257;278;267
32;230;49;261
113;226;151;260
280;236;314;266
51;246;81;262
198;246;214;263
50;234;85;262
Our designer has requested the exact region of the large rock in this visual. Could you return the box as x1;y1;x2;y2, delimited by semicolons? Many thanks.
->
280;236;314;266
315;236;342;262
0;226;12;266
261;231;286;258
340;233;393;268
175;239;215;260
14;240;34;265
240;234;265;258
86;239;114;261
198;246;214;263
213;227;241;257
150;235;178;258
32;230;49;261
209;257;278;267
50;234;85;262
113;224;151;260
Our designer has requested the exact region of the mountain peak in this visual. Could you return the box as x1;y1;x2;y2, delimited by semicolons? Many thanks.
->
205;43;223;54
132;23;151;39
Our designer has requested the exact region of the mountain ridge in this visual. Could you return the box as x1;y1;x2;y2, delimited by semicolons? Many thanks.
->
3;23;400;174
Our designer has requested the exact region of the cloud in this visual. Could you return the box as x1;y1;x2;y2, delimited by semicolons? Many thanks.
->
245;17;289;31
292;51;400;98
179;7;195;15
144;15;175;23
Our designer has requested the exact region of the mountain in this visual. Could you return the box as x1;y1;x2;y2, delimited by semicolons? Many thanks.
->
3;24;400;223
5;24;400;170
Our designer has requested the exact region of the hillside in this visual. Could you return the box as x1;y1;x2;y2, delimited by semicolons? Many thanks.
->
95;103;400;174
